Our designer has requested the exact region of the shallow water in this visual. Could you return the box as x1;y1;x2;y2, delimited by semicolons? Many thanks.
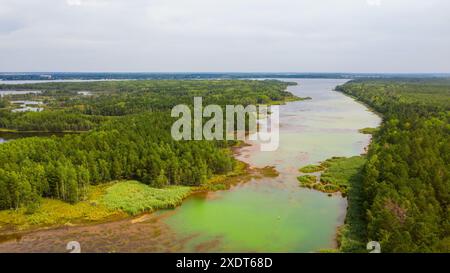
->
0;79;381;253
160;79;380;252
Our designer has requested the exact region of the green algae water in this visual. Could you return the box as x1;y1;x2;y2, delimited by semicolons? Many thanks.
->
0;79;380;253
160;79;380;252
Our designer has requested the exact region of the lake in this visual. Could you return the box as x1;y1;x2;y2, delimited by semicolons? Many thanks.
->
158;79;380;252
0;79;381;253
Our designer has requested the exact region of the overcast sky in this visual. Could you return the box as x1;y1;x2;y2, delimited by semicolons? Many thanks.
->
0;0;449;73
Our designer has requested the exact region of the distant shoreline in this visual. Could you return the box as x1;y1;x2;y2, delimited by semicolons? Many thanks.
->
1;72;450;83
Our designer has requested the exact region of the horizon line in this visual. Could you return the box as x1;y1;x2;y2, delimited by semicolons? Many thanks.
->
1;71;450;75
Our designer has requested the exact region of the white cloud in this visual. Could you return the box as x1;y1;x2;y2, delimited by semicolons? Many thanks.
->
66;0;110;7
366;0;381;6
66;0;82;6
0;0;449;72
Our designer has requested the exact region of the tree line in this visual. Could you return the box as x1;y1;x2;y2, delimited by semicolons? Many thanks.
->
0;80;297;211
0;112;235;210
0;80;296;131
336;79;449;252
0;110;108;132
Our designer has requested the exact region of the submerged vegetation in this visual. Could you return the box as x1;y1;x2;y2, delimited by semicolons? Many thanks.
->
336;79;450;252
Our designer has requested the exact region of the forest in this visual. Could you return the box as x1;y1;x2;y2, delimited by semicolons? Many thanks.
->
336;79;450;252
0;110;108;132
0;80;296;211
0;80;296;131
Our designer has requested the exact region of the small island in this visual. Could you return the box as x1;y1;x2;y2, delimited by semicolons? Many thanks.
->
297;156;366;196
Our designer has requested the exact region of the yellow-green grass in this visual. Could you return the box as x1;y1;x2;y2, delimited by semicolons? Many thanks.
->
320;156;366;194
297;156;366;196
101;181;192;215
297;175;317;188
0;181;193;232
0;184;124;232
0;158;253;232
358;127;378;135
299;164;325;173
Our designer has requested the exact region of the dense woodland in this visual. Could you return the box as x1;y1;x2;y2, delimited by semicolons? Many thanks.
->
0;113;235;210
337;79;450;252
0;80;296;116
0;99;8;109
0;80;295;211
0;80;295;131
0;110;108;132
3;78;448;252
